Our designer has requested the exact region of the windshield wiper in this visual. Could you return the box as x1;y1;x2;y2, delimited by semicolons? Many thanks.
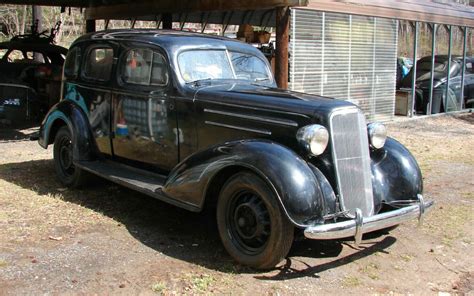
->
254;77;270;82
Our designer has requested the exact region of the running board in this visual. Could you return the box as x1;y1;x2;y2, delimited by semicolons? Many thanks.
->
75;160;200;212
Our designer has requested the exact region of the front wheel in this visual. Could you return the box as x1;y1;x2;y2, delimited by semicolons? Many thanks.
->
216;171;294;269
53;126;88;188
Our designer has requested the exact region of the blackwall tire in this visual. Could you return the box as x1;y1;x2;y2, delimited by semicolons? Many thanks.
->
216;171;294;270
53;126;88;188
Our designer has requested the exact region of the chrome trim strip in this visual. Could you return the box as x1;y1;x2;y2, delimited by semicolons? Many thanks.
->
204;120;272;135
204;108;298;127
192;90;311;119
304;196;434;242
0;83;36;91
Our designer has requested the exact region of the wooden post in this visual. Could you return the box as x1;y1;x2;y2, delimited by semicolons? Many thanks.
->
32;6;42;62
32;5;42;32
162;13;172;29
86;19;96;33
275;6;289;89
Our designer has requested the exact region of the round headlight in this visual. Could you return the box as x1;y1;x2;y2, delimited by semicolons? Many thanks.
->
296;124;329;156
368;122;387;149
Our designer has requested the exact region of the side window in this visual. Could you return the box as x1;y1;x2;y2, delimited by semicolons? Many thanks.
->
0;49;7;59
466;62;473;74
122;48;168;86
83;47;113;81
64;47;80;78
6;50;26;62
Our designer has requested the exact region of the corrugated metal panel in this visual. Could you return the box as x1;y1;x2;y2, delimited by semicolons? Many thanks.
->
290;9;398;122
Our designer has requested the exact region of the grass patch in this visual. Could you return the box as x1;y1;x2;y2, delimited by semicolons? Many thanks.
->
359;262;380;280
191;274;215;293
0;260;8;267
151;282;167;294
399;254;413;262
342;275;362;287
461;192;474;200
424;204;472;246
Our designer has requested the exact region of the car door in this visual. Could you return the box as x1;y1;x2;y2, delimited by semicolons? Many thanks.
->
77;43;117;156
111;44;178;174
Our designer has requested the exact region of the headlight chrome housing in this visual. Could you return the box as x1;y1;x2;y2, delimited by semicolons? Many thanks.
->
296;124;329;156
368;122;387;149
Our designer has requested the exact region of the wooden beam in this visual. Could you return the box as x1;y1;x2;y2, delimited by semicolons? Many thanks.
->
0;0;89;7
275;6;289;89
85;0;307;20
32;5;42;32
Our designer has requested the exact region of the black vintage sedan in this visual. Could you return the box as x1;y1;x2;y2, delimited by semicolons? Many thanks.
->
0;35;67;123
38;30;432;269
400;55;474;114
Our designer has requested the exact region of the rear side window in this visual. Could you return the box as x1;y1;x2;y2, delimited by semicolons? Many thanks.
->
466;62;473;74
64;47;80;78
0;49;7;59
122;48;168;86
83;47;113;81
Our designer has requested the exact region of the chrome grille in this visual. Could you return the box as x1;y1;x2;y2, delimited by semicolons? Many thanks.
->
330;108;374;217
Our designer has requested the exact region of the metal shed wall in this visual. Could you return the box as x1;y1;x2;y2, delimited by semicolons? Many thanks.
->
290;8;398;121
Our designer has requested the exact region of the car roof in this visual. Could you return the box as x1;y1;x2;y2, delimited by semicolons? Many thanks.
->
75;29;238;43
72;29;259;54
0;41;68;55
417;55;465;63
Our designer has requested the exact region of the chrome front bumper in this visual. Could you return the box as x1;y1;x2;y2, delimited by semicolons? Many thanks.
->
304;194;434;245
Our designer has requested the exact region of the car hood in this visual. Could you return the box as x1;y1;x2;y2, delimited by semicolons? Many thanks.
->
400;70;446;88
415;71;446;83
193;82;355;122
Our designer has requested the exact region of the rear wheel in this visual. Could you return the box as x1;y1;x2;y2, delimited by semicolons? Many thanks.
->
53;126;88;188
216;171;294;269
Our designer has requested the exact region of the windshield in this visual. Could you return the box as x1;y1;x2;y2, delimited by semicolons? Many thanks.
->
419;61;446;72
178;49;271;84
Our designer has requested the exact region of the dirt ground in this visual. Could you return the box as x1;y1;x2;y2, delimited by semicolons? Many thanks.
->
0;113;473;295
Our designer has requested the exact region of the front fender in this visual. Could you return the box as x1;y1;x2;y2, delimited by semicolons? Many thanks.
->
163;140;326;227
371;137;423;210
39;100;96;161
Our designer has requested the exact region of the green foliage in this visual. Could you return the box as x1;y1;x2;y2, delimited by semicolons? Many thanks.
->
398;21;472;58
0;5;85;48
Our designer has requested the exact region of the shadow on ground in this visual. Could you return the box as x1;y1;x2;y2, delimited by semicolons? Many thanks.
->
0;123;39;142
0;159;395;277
454;112;474;124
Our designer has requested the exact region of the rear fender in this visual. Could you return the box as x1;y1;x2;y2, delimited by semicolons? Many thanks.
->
39;100;96;161
163;140;327;227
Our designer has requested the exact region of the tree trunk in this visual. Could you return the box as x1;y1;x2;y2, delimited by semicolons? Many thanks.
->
20;5;27;35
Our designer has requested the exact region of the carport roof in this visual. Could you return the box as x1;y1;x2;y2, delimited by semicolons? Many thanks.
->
1;0;473;27
304;0;474;28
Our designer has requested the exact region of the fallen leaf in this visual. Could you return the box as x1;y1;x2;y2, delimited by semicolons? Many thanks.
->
49;236;63;241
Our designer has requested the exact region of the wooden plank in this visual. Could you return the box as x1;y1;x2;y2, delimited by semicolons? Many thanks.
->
304;0;474;27
0;0;89;7
275;6;289;89
86;0;307;20
332;0;474;19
